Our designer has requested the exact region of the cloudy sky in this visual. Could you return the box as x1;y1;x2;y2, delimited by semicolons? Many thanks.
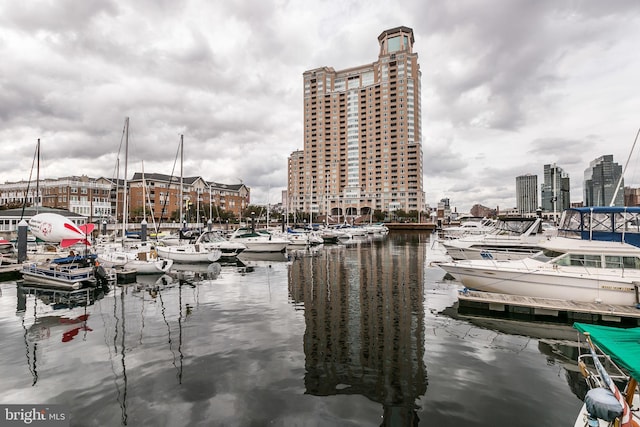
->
1;0;639;213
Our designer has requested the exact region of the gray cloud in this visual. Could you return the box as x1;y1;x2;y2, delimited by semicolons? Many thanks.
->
1;0;639;211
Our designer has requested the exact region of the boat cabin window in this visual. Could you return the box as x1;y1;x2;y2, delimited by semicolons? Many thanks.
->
553;253;601;268
533;249;564;262
604;255;640;270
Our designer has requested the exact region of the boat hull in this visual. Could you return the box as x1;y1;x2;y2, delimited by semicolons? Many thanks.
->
243;241;288;252
440;259;640;306
21;263;96;290
156;245;221;263
125;258;174;274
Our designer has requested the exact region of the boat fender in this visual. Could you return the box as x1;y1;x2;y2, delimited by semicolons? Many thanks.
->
578;360;589;378
584;387;623;422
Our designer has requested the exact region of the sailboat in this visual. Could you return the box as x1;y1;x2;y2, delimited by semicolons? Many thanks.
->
573;323;640;427
155;135;222;263
96;118;173;274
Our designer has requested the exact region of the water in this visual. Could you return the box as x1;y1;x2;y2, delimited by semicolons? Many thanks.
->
0;233;584;426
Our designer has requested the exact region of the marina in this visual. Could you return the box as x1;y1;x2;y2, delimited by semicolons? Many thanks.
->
0;232;593;426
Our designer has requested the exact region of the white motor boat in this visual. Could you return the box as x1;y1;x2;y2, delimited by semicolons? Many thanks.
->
363;223;390;235
284;228;324;247
440;207;640;306
228;228;289;253
441;217;549;261
441;218;495;240
194;230;246;258
330;224;368;239
22;262;96;290
21;258;113;290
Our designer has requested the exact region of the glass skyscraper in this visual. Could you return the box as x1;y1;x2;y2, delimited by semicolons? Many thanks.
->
541;163;570;214
584;155;624;206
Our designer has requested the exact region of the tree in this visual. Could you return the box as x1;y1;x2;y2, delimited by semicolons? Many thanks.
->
1;201;25;210
130;206;145;222
373;209;386;222
394;209;408;220
407;210;420;223
242;204;266;219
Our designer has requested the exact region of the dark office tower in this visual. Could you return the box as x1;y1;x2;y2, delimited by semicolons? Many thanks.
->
584;155;623;206
541;163;570;216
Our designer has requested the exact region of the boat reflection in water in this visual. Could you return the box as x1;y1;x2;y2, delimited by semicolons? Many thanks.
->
288;237;427;425
441;301;594;406
105;273;195;425
170;262;222;281
16;282;110;385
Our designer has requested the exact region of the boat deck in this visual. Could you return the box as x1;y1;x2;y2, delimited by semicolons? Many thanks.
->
457;289;640;325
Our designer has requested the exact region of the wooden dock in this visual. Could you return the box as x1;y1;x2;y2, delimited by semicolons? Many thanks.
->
385;223;437;232
457;290;640;326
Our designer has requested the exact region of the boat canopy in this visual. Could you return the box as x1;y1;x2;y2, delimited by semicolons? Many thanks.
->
573;322;640;381
559;207;640;248
492;217;541;236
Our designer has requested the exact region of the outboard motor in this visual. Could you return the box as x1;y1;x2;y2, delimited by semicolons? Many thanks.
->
94;262;109;287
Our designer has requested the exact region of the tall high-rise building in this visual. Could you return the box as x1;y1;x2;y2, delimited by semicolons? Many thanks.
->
515;174;538;215
287;26;424;222
584;155;624;206
541;163;570;215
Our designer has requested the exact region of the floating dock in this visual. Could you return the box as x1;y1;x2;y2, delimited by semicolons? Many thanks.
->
457;290;640;326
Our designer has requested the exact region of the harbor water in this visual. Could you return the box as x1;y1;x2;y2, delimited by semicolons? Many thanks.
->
0;232;584;426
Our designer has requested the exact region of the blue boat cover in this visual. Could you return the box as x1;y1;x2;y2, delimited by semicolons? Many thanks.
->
51;254;97;264
559;207;640;248
584;387;623;421
573;323;640;381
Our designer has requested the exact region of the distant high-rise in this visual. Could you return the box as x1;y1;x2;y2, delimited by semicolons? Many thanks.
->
541;164;570;214
515;174;538;215
287;26;424;221
584;155;624;206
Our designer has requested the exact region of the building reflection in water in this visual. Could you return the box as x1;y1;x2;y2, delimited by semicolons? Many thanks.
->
289;239;427;425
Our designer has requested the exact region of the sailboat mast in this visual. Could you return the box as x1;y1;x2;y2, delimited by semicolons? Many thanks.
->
610;127;640;206
142;161;146;221
179;134;184;226
552;163;557;222
122;117;129;240
36;139;40;213
114;158;119;230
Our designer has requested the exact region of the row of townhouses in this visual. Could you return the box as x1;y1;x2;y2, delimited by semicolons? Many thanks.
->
0;173;250;225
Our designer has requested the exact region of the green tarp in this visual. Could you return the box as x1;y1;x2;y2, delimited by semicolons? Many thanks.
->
574;323;640;381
